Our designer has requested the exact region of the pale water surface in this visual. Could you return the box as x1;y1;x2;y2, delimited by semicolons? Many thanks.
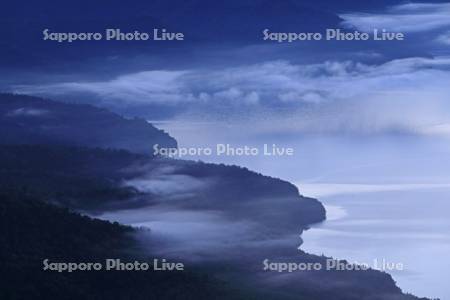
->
299;183;450;300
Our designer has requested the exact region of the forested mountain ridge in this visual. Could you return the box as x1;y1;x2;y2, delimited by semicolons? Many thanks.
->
0;93;176;154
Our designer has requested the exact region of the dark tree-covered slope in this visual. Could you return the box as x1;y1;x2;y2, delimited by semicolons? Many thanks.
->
0;93;176;154
0;192;247;300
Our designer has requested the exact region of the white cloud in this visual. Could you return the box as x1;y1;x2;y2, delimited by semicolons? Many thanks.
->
340;3;450;33
16;70;190;105
436;31;450;45
13;56;450;136
122;164;211;199
6;107;49;117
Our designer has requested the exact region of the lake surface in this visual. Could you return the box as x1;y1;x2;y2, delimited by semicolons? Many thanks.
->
299;183;450;300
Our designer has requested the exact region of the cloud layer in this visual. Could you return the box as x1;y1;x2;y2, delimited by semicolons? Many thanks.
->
14;56;450;136
340;3;450;33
